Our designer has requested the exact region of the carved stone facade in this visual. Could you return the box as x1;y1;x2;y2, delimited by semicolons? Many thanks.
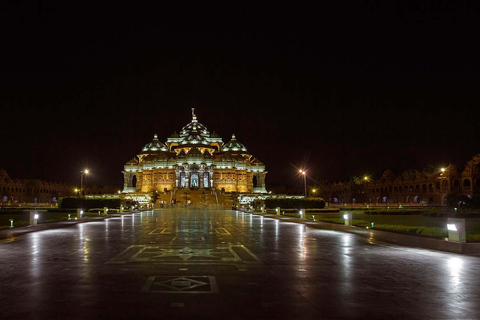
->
0;169;74;204
0;169;119;205
122;109;267;194
317;154;480;205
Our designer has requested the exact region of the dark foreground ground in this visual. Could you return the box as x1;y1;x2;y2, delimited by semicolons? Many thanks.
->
0;209;479;319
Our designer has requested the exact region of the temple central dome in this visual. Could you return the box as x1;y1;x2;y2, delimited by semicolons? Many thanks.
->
122;108;267;195
180;108;210;139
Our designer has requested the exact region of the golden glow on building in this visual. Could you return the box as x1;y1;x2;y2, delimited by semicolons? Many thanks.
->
122;109;267;195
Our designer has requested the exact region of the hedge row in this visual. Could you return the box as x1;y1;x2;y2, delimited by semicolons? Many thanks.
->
59;198;121;209
265;198;325;209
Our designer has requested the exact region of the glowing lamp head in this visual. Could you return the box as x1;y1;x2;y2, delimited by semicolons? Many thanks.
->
34;214;39;219
343;214;349;220
441;168;445;172
84;169;89;174
447;224;457;231
364;176;368;181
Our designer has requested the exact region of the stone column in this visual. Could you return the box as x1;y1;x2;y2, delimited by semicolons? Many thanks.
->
122;171;128;190
209;169;214;189
185;168;190;188
127;172;134;187
175;167;180;188
199;170;205;188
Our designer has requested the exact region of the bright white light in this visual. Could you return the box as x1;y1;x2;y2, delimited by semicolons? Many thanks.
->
343;214;349;220
447;224;457;231
34;214;39;219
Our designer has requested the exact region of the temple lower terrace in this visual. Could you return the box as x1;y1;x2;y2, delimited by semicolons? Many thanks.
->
122;109;267;205
1;208;480;319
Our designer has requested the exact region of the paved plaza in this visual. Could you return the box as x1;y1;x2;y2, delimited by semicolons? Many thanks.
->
1;209;480;319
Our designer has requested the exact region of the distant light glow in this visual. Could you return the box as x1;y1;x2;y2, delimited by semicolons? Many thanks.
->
343;214;349;220
34;214;39;219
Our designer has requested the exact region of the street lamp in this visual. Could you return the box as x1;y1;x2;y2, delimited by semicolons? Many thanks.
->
80;169;89;198
299;169;307;198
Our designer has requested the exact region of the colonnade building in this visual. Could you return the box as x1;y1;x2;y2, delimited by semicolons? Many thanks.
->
317;154;480;205
0;169;117;205
122;109;267;195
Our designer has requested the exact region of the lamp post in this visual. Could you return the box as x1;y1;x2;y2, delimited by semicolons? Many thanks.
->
80;169;89;198
299;170;307;198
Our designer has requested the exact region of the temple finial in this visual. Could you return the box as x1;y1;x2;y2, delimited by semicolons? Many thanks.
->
154;134;158;139
232;134;236;139
192;108;197;121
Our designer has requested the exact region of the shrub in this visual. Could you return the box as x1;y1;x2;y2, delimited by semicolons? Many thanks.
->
59;198;120;209
466;234;480;242
372;224;448;238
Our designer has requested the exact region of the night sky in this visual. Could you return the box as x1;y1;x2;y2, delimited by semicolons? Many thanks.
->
1;2;479;192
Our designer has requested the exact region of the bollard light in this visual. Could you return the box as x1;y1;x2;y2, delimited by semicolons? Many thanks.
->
447;218;466;242
299;210;303;218
344;213;352;226
312;215;315;221
447;224;457;231
68;214;71;220
30;212;39;225
9;219;14;228
370;221;374;228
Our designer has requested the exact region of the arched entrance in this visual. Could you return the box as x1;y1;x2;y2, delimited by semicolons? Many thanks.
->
190;172;199;187
253;175;258;188
132;175;137;188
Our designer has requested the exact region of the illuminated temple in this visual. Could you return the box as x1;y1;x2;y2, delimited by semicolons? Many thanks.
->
122;109;267;196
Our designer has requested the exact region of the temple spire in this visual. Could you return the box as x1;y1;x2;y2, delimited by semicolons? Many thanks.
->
192;108;197;121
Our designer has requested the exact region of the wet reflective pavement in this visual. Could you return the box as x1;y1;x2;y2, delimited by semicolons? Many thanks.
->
1;209;480;319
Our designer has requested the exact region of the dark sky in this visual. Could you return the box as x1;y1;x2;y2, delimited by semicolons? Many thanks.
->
1;1;479;191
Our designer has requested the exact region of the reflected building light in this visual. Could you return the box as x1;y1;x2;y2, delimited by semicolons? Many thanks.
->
447;257;464;286
79;223;84;242
30;233;41;277
298;224;304;248
31;232;39;254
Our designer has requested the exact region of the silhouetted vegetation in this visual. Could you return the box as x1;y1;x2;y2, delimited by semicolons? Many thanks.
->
265;198;325;209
